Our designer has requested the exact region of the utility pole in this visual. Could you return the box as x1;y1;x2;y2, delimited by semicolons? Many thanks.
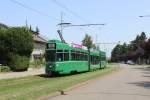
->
25;18;28;28
60;12;63;34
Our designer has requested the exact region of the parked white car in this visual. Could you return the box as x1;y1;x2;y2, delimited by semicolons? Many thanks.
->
126;60;135;65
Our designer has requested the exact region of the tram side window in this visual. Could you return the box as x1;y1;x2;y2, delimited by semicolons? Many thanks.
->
101;56;106;61
56;50;63;61
80;53;87;61
56;50;69;61
90;56;93;64
71;51;76;61
90;56;100;65
76;52;80;61
84;54;88;61
96;56;100;64
71;51;88;61
64;50;69;61
57;53;63;61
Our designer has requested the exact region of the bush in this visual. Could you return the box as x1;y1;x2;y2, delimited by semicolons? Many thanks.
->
0;27;33;65
0;65;11;72
9;54;29;71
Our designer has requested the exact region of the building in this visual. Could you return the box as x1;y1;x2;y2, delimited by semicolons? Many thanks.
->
0;23;8;29
30;30;47;62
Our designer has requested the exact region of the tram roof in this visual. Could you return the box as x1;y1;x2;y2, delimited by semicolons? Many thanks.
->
47;39;106;55
47;39;88;53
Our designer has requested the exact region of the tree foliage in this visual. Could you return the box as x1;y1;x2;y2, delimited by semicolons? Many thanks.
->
0;27;34;71
82;34;93;49
82;34;97;50
36;26;40;33
5;27;33;57
111;32;149;64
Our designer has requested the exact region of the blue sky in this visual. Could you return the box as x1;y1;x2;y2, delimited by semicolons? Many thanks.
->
1;0;150;57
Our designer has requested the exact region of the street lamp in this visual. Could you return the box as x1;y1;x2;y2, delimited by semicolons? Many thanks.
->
139;15;150;18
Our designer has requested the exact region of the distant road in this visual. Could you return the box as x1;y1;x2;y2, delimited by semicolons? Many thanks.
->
49;64;150;100
0;68;44;80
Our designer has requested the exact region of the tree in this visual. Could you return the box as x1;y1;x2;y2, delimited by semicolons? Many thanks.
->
92;43;97;50
5;27;33;57
82;34;94;70
0;27;34;71
0;28;8;64
130;32;147;51
140;32;146;42
111;32;147;63
29;25;32;31
111;44;121;62
111;42;128;62
36;26;40;34
82;34;93;50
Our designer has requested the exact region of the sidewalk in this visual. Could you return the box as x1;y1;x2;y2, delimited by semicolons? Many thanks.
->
0;67;44;80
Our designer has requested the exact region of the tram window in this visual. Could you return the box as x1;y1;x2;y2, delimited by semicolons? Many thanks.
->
96;56;100;64
45;50;56;62
71;51;76;61
81;53;84;61
84;54;88;61
90;56;93;64
71;51;88;61
76;52;81;61
56;53;63;61
90;56;99;65
80;52;83;61
101;56;106;61
76;53;80;61
81;53;87;61
57;50;63;53
64;51;69;61
56;50;63;61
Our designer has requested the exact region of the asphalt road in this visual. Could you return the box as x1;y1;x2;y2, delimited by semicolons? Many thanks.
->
49;64;150;100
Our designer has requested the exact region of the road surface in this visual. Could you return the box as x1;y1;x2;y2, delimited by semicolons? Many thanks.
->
48;64;150;100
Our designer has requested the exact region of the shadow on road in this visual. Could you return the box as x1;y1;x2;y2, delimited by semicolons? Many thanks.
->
128;66;150;89
132;66;150;75
128;81;150;89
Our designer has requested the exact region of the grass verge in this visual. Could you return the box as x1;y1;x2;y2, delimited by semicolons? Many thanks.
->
0;63;120;100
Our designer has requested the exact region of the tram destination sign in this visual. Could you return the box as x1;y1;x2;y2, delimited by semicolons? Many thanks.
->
48;43;56;49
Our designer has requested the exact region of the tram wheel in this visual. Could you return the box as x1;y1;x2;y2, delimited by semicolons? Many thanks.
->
47;71;54;77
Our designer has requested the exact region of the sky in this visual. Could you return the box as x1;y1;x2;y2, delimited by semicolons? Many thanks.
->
1;0;150;57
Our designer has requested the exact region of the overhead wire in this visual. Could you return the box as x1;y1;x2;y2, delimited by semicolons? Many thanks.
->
51;0;89;23
9;0;100;42
51;0;105;31
9;0;59;21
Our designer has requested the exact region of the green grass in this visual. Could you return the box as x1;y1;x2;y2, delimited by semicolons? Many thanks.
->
0;63;119;100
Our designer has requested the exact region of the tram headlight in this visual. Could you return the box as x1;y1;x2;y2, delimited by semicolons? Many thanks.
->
49;65;52;68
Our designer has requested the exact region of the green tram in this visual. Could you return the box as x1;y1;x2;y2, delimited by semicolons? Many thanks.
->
45;40;107;76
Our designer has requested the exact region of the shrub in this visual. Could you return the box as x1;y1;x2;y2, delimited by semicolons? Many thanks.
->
0;65;11;72
0;27;33;65
9;54;29;71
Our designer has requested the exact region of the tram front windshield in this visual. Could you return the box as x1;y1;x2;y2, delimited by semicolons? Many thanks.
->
46;50;56;62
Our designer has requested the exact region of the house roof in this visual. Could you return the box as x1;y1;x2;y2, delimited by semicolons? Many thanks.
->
33;34;47;44
32;31;47;44
0;23;8;29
